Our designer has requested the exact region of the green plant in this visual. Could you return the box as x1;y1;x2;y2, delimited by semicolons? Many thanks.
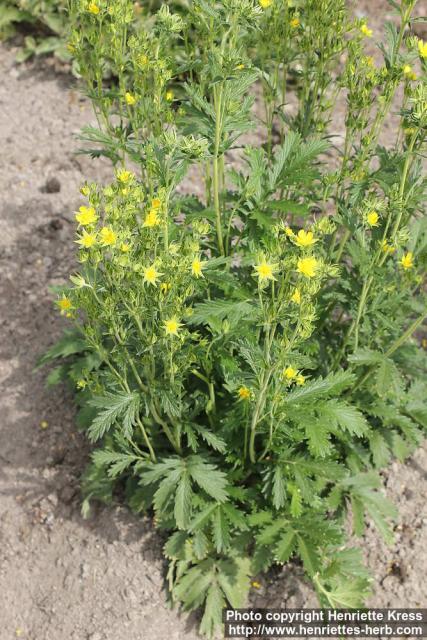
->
41;0;427;636
0;0;71;61
0;0;185;63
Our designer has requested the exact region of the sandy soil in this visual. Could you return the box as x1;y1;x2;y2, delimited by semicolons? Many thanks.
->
0;2;426;638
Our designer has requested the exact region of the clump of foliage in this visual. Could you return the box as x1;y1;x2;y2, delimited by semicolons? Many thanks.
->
0;0;183;62
41;0;427;636
0;0;70;61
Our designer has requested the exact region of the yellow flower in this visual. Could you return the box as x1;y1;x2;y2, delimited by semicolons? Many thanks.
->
285;226;294;237
117;169;134;184
291;288;301;304
403;65;417;81
191;257;204;278
143;264;162;286
120;242;131;252
296;374;305;386
99;227;117;246
80;184;90;196
76;230;97;248
400;252;413;270
290;17;300;28
88;2;100;15
143;209;160;227
295;229;316;248
125;92;136;106
283;366;298;380
165;90;174;102
58;295;73;314
251;581;261;589
164;317;182;336
235;63;245;70
238;386;251;401
254;261;276;282
151;197;162;209
75;205;97;226
297;256;318;278
418;39;427;59
259;0;272;7
366;211;379;227
360;23;373;37
381;240;395;255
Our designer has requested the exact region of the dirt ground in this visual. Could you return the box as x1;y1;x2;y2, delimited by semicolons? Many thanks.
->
0;2;426;639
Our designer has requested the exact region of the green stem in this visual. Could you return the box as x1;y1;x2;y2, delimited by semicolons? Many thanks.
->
136;415;156;462
213;85;225;256
390;131;418;241
191;369;216;413
334;229;350;263
248;367;273;464
150;400;181;454
353;276;373;351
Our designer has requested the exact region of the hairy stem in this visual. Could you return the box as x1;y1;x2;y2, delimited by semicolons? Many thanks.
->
213;85;225;256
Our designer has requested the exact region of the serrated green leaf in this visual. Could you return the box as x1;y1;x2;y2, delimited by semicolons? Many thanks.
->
290;485;303;517
153;472;182;513
38;329;87;366
189;503;218;532
252;544;273;574
193;529;209;560
375;358;403;397
257;519;286;545
217;556;251;608
369;431;390;468
272;466;287;510
188;299;254;328
284;370;354;404
188;456;228;502
322;400;369;437
297;534;320;576
92;449;140;478
318;577;371;608
222;503;248;530
175;469;193;529
46;364;68;386
265;199;310;216
193;424;227;453
275;530;296;563
213;505;230;552
164;531;190;561
199;582;225;638
390;433;411;462
248;510;273;527
88;392;140;442
304;420;331;458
